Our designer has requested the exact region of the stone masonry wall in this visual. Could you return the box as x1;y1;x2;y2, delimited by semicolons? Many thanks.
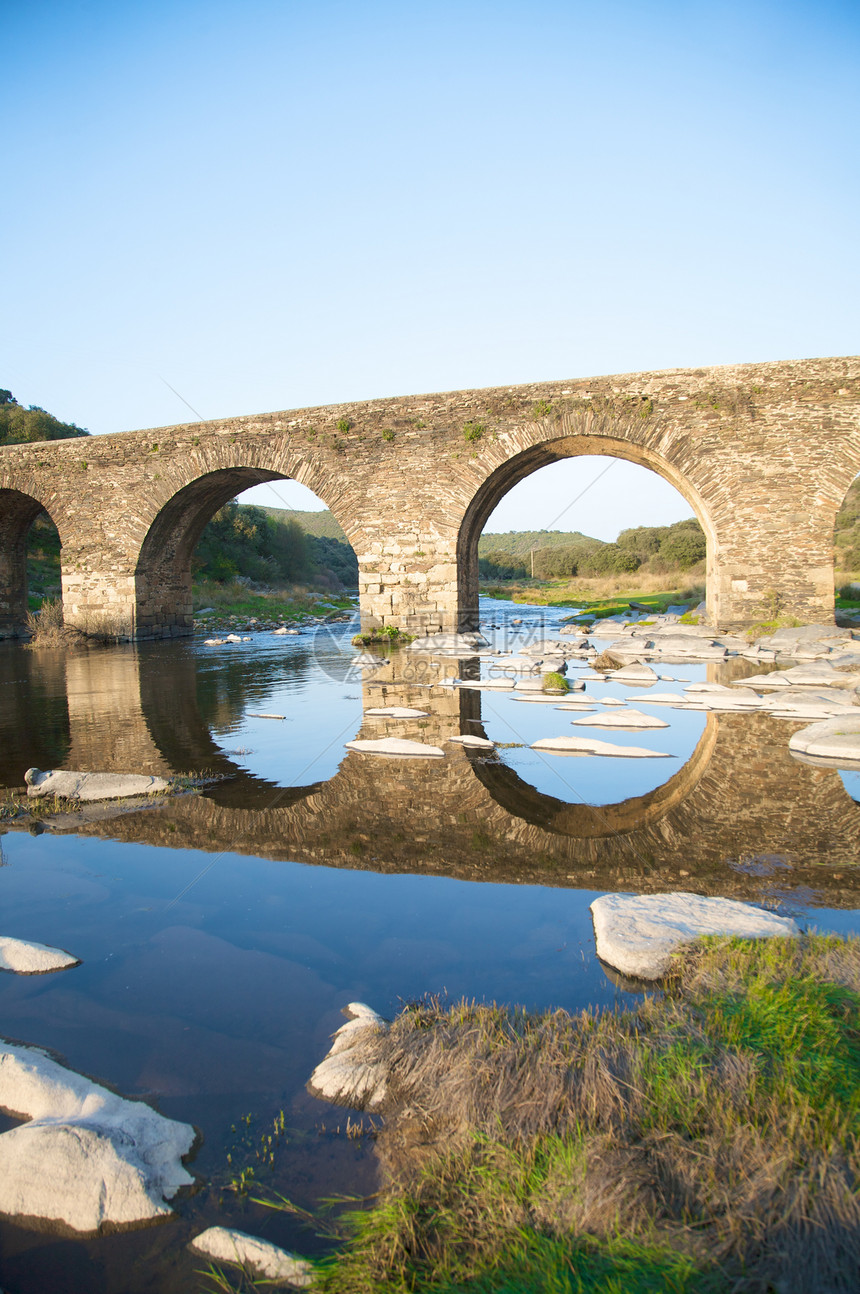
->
0;356;858;637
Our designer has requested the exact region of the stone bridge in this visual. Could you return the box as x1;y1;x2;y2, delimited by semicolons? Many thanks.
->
1;356;858;638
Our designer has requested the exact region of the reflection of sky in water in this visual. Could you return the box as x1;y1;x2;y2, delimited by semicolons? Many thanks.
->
473;596;708;805
203;625;364;786
839;770;860;802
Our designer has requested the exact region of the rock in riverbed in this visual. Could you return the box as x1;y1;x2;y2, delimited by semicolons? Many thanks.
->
0;937;79;974
25;768;170;802
571;709;669;729
0;1042;195;1232
590;892;799;980
345;738;444;758
308;1003;390;1109
365;706;430;718
189;1228;313;1286
789;715;860;764
531;735;670;758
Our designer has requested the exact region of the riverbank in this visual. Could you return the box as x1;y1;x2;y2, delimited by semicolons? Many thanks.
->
191;581;357;633
235;934;860;1294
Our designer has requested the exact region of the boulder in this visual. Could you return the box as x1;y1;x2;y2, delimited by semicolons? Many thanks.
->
531;735;671;758
590;892;799;980
490;656;542;674
609;664;660;684
408;633;487;654
521;640;567;656
626;692;692;705
189;1228;313;1286
0;937;79;974
345;737;444;758
308;1003;389;1110
0;1043;194;1232
571;709;669;729
454;678;516;690
788;715;860;764
25;768;169;802
365;707;430;718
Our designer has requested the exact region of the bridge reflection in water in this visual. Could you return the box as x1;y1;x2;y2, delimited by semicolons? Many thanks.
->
1;643;858;907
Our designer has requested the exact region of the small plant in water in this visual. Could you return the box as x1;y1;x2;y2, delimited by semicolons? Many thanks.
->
542;670;569;693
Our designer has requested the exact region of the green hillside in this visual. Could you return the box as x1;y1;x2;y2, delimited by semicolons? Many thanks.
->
477;529;597;558
0;389;88;446
259;506;348;541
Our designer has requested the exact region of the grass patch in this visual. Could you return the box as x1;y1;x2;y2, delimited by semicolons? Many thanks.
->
745;615;805;642
193;580;356;626
269;935;860;1294
352;627;414;647
542;671;569;694
481;579;704;620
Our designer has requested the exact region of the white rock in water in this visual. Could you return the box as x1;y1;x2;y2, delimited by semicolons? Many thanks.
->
646;635;728;659
365;706;430;718
345;738;444;758
0;1043;195;1232
789;715;860;763
447;734;495;748
272;626;289;635
25;768;169;802
189;1228;313;1285
626;692;692;705
490;656;542;674
609;664;660;683
511;693;572;703
308;1003;389;1110
571;709;669;729
596;696;626;706
0;937;79;975
351;653;387;667
531;735;671;758
737;662;854;690
684;682;734;694
409;633;487;653
590;892;799;980
455;678;515;690
435;676;460;687
521;640;567;656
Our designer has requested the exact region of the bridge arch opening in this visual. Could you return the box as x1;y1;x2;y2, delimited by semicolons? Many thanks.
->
457;439;716;631
134;468;358;638
0;488;63;638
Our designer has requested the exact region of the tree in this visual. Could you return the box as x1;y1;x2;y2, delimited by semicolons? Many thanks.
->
0;390;89;446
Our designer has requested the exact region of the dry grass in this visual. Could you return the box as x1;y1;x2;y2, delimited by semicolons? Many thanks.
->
307;935;860;1293
24;598;127;647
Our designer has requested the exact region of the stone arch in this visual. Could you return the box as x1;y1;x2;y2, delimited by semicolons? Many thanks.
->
0;486;64;636
133;464;354;638
455;434;717;631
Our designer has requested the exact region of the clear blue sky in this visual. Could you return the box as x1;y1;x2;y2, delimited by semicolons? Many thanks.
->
3;0;858;539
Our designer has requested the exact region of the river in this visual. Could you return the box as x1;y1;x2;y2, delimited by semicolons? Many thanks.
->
0;596;858;1292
